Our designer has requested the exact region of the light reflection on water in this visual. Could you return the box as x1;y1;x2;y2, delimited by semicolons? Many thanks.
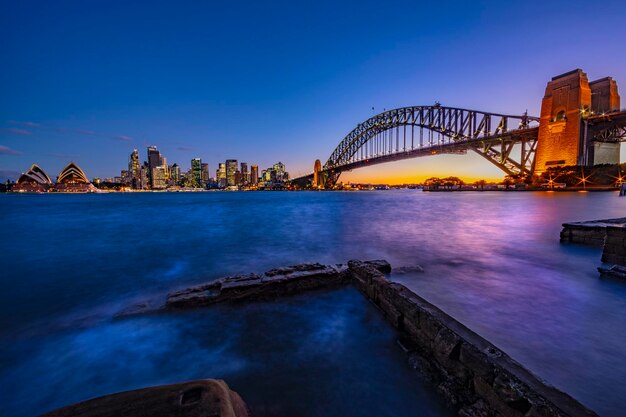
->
1;191;625;416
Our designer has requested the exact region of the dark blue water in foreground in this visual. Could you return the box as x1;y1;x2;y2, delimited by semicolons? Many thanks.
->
1;191;625;416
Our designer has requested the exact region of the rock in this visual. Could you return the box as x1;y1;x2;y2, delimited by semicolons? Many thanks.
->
167;278;226;309
166;263;354;310
393;265;425;274
598;264;626;280
114;301;157;318
264;262;329;277
42;379;248;417
363;259;392;273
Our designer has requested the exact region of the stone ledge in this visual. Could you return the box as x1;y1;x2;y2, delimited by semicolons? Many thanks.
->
348;260;599;417
42;379;248;417
560;217;626;246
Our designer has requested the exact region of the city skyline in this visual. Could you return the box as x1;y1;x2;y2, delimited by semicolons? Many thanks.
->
1;0;626;183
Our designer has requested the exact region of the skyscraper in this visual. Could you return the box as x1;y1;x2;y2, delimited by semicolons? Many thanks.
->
128;149;140;189
250;165;259;185
147;146;160;185
216;163;226;188
152;166;167;189
147;146;167;188
240;162;248;185
170;163;181;185
191;158;202;188
201;163;209;186
226;159;238;187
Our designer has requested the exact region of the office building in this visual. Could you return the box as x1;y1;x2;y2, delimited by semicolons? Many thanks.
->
250;165;259;185
226;159;238;186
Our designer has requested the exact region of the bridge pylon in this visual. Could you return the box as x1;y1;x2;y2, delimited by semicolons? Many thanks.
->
535;69;621;174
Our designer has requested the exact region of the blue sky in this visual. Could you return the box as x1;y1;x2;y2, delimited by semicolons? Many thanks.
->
1;0;625;182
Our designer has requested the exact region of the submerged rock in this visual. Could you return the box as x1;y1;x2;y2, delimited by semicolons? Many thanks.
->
165;260;391;310
393;265;425;274
598;264;626;280
42;379;248;417
166;264;346;309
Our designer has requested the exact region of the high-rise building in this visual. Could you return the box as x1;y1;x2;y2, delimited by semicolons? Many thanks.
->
128;149;141;189
120;170;130;185
250;165;259;185
140;163;148;189
201;163;209;186
273;162;286;182
226;159;238;186
240;162;248;185
152;166;167;189
216;163;226;188
170;163;181;185
147;146;160;186
191;158;202;188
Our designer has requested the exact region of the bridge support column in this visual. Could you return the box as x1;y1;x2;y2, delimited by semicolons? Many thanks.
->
536;69;621;174
535;69;591;174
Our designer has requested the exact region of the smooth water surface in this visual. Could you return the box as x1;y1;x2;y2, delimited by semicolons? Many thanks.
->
1;191;625;416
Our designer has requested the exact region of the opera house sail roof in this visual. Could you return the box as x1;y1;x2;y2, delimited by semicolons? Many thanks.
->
57;162;89;184
12;161;97;192
16;164;52;185
12;164;53;192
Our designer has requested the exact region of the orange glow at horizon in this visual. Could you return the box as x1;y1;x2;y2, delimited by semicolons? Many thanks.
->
337;153;511;184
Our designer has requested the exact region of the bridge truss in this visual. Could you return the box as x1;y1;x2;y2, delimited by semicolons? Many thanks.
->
586;111;626;142
320;106;540;187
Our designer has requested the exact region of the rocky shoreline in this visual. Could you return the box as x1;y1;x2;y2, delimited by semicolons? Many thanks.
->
50;260;599;417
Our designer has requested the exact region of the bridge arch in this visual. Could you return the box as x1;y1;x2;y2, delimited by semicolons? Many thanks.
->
321;105;539;187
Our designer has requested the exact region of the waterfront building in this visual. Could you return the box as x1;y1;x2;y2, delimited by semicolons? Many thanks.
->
53;162;97;192
140;164;148;189
170;163;181;185
216;163;226;188
147;146;168;188
260;162;289;184
226;159;238;186
152;166;167;189
201;163;209;187
250;165;259;185
191;158;202;188
120;170;130;185
128;149;141;189
240;162;248;185
234;170;242;186
12;164;52;192
272;162;288;182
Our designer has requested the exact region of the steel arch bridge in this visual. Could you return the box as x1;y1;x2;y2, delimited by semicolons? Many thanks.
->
293;105;540;188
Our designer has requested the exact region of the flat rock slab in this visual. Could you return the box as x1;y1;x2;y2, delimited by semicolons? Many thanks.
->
42;379;248;417
562;217;626;229
166;260;390;310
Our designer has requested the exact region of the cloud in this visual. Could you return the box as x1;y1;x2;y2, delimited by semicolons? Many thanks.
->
75;129;97;136
0;128;32;136
0;145;22;155
8;120;40;128
113;135;132;141
6;120;133;143
0;170;21;180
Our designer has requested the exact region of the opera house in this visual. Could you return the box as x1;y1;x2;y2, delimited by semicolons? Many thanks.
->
12;162;97;193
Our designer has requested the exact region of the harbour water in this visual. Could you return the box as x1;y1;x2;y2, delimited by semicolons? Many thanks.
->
1;191;625;416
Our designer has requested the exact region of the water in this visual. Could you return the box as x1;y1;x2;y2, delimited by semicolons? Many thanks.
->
1;191;625;416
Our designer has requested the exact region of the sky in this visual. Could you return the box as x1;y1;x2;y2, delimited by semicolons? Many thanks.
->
1;0;625;183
